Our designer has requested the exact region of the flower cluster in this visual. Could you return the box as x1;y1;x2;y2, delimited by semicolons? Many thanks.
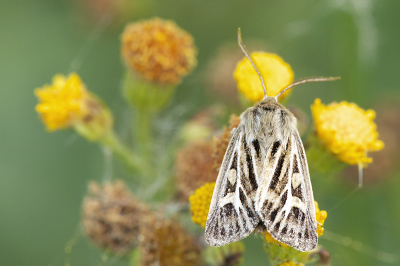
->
234;52;294;102
35;73;86;131
34;13;386;266
311;98;384;166
82;180;150;254
35;73;112;140
35;17;202;265
189;182;215;227
121;17;197;85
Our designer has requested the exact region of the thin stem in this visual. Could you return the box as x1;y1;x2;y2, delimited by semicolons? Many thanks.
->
133;109;156;184
133;109;153;163
101;131;144;173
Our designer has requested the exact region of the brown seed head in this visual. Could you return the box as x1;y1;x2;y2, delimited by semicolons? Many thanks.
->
121;17;197;85
176;114;241;201
139;214;201;266
175;141;215;201
82;180;150;254
211;114;241;177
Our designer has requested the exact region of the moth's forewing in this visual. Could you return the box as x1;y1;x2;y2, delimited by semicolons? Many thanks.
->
205;127;260;246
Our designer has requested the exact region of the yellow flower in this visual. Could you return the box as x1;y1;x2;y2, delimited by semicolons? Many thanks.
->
311;98;384;166
234;52;294;102
265;201;327;245
35;73;87;131
121;17;197;85
314;201;327;237
35;73;113;141
265;231;289;248
277;261;304;266
189;182;215;227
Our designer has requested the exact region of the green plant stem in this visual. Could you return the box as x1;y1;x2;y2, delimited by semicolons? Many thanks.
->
101;131;144;173
134;109;156;184
136;109;152;156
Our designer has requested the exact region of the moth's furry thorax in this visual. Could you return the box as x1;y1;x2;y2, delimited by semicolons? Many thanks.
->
239;97;297;149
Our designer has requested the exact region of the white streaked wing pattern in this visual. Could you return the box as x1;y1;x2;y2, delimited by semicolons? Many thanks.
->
255;133;317;252
205;96;318;252
205;127;260;246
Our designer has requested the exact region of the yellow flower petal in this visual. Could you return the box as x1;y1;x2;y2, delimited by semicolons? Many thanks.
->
188;182;215;227
311;98;384;166
265;231;289;248
234;52;294;102
35;73;113;141
35;73;88;131
314;201;327;237
277;261;304;266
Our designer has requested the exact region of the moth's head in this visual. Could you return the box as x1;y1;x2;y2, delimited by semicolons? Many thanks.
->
255;96;283;109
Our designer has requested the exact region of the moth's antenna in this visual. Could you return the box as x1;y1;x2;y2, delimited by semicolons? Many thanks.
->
238;28;268;97
276;77;340;99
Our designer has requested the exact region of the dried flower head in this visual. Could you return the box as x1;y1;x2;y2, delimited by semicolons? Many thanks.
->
121;17;197;85
82;180;150;254
265;201;327;245
211;114;241;177
175;141;215;201
139;214;201;266
34;73;113;140
311;98;384;166
234;52;294;102
189;182;215;227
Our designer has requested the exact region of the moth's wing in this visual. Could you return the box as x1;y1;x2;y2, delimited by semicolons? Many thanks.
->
255;131;318;252
205;126;260;247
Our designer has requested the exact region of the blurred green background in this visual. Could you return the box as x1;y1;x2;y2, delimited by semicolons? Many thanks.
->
1;0;400;265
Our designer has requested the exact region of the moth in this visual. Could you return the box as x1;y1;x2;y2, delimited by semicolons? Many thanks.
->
205;29;338;252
